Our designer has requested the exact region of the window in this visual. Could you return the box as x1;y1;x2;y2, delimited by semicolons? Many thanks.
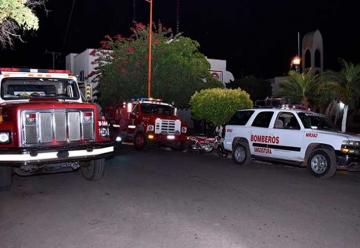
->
79;71;85;81
251;111;274;128
132;104;139;114
274;112;300;130
315;50;321;68
140;103;174;116
228;110;254;125
298;112;338;131
1;78;79;100
305;50;311;68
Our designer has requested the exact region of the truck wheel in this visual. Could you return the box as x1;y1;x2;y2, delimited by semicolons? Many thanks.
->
0;166;12;191
134;133;146;150
232;141;250;165
80;159;105;180
172;141;185;151
307;148;336;179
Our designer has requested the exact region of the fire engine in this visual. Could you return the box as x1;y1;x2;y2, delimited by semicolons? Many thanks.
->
0;68;114;190
224;107;360;178
105;98;188;150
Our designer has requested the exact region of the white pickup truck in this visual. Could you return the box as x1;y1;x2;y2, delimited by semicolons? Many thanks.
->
224;108;360;178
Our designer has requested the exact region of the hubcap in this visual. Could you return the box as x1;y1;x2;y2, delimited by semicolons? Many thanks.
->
310;154;328;174
234;146;246;162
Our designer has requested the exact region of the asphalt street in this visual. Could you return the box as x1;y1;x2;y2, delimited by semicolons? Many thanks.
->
1;146;360;248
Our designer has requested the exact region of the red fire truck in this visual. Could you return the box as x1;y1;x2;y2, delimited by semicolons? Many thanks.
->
0;68;114;190
105;98;188;150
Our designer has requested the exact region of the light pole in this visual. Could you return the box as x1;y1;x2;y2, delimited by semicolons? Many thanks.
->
145;0;153;98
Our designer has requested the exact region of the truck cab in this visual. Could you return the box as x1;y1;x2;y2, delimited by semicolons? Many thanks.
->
0;68;114;190
105;98;188;150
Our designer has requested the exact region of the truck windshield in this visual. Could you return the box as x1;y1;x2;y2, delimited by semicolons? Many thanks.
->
298;112;338;131
141;103;174;116
1;78;80;100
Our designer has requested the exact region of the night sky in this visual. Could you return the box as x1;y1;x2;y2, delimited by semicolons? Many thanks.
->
0;0;359;79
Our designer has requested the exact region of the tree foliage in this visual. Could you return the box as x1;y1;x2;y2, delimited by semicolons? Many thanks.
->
93;23;221;108
279;70;320;108
0;0;43;47
190;88;253;126
226;76;272;101
324;59;360;108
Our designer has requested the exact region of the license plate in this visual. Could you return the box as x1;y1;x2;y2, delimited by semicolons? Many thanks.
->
57;150;69;159
167;135;175;140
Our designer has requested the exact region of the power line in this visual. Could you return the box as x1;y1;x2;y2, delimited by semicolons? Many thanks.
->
62;0;77;50
45;50;61;69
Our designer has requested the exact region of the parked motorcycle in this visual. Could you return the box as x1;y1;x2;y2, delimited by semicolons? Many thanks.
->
187;135;228;158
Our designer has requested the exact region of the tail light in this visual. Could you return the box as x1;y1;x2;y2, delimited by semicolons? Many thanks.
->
25;113;37;125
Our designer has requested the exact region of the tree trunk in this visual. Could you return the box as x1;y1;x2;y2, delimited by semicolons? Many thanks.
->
302;96;309;110
341;105;349;133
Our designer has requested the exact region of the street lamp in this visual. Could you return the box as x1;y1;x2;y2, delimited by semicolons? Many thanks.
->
291;55;301;72
145;0;153;98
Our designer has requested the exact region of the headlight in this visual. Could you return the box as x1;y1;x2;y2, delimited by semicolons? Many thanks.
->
147;125;154;132
0;132;10;143
181;126;187;133
99;127;110;137
343;140;360;146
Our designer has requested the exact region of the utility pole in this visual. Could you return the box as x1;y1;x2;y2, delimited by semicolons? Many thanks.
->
45;50;61;69
297;32;301;58
176;0;180;33
133;0;136;22
145;0;153;98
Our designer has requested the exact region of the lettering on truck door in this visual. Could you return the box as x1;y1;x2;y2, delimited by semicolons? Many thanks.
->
269;111;304;161
249;111;274;157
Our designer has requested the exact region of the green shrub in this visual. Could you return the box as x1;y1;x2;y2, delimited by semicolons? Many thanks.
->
190;88;253;126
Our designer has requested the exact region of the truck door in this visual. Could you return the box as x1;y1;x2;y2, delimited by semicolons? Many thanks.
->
128;103;139;134
249;111;274;158
269;111;304;161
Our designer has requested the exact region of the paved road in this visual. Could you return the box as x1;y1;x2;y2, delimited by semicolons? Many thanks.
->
1;146;360;248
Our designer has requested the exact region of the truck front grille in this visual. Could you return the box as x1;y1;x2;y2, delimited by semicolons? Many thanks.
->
21;109;94;145
155;119;181;135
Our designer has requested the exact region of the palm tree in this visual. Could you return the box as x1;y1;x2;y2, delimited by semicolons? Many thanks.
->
325;59;360;132
279;70;319;109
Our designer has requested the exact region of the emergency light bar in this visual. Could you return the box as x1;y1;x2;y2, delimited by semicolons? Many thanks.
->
134;97;162;102
0;68;71;74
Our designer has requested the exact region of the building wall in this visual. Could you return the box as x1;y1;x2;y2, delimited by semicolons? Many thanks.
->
207;58;234;85
67;49;97;82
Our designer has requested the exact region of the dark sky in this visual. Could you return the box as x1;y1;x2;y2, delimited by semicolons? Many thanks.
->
0;0;359;78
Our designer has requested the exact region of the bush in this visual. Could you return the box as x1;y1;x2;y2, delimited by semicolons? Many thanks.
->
190;88;253;126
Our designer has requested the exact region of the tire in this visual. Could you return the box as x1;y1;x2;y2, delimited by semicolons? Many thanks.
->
307;148;337;179
203;144;214;153
80;158;105;180
172;141;185;151
232;141;250;165
0;166;12;191
134;133;146;151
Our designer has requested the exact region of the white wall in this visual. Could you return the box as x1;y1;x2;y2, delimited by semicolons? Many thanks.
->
66;49;98;82
207;58;235;85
